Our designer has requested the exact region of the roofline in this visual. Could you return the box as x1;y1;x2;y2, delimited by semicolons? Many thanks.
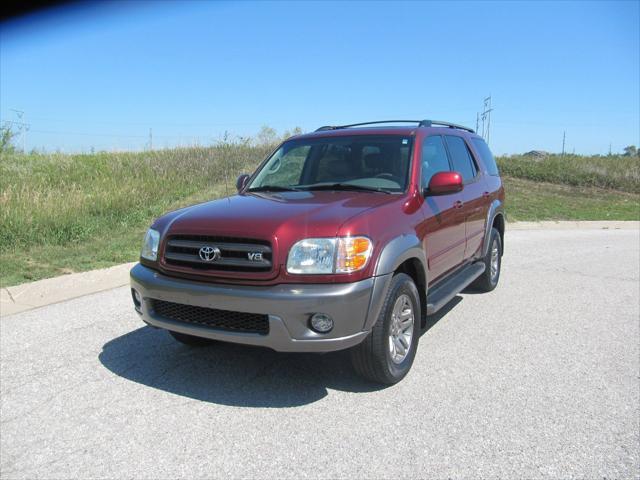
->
315;119;475;134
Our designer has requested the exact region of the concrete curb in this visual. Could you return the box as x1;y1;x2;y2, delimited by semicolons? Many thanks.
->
1;221;638;317
507;220;639;230
1;262;136;318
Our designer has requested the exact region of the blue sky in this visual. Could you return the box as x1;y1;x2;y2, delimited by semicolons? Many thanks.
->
1;0;638;154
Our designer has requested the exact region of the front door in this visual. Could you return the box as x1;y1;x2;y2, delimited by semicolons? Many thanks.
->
443;135;487;260
418;135;466;283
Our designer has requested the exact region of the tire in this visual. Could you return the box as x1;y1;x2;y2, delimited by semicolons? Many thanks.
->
471;227;502;292
350;273;421;385
168;330;216;346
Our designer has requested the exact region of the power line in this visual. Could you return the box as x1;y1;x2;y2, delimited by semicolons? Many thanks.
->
11;127;207;141
5;115;274;128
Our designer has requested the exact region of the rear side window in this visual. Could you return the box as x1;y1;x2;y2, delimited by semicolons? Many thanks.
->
471;138;499;176
444;135;477;182
421;136;451;188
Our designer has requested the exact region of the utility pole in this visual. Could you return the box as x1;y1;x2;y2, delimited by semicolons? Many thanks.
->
480;96;493;144
608;143;612;156
476;112;480;133
148;128;153;151
562;131;566;156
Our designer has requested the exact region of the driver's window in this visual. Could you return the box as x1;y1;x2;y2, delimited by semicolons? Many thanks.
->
421;136;451;188
252;145;310;186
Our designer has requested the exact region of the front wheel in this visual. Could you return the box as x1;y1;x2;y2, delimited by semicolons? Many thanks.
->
350;273;421;385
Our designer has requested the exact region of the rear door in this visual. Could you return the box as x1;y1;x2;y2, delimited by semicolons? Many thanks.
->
444;135;488;260
419;135;466;283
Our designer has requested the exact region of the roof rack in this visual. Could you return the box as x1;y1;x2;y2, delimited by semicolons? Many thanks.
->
418;120;475;133
315;119;475;133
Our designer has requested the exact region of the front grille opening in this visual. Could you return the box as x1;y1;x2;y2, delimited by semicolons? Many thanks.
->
163;235;273;273
151;299;269;335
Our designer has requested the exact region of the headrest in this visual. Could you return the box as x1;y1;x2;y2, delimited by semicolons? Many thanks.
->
364;153;385;170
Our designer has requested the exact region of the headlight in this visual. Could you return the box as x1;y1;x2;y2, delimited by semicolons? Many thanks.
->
287;236;372;274
287;238;336;274
141;228;160;261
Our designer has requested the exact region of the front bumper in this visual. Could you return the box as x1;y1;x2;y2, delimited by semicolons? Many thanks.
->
130;263;392;352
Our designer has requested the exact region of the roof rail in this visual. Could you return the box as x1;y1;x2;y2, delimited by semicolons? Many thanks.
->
315;119;475;133
418;120;475;133
315;120;420;132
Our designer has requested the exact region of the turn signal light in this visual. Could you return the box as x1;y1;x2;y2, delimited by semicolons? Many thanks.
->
336;236;372;273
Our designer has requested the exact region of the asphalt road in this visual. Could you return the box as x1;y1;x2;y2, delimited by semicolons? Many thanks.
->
1;229;638;479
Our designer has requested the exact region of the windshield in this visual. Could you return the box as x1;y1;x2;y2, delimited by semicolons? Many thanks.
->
247;135;413;193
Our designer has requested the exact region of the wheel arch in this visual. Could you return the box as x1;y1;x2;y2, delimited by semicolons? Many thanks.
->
368;234;428;329
482;200;505;257
492;211;505;255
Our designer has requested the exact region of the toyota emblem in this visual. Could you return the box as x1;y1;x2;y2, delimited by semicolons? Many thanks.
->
199;246;221;262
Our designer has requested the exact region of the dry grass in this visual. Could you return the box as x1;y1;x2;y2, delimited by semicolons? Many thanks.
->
497;154;640;193
0;143;271;251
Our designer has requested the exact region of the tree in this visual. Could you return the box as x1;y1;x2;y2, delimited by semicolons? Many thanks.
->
622;145;637;157
256;125;278;146
0;123;18;154
282;126;303;139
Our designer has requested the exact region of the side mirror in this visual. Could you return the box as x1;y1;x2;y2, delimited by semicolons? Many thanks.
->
424;171;463;196
236;174;250;192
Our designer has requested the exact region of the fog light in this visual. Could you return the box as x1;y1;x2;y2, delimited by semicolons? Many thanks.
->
131;288;142;309
310;313;334;333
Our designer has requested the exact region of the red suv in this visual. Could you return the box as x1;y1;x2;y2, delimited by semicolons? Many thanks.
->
130;120;505;384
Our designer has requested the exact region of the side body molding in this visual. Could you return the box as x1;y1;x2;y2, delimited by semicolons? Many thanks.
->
482;199;505;257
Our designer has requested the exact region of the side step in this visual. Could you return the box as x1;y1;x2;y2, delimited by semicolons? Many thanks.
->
426;262;485;315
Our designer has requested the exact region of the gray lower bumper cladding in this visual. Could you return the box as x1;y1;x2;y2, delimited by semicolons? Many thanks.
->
130;263;392;352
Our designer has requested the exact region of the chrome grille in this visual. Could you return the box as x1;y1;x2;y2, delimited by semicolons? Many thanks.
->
163;235;272;272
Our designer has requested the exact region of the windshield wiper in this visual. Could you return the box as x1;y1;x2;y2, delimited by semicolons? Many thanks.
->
246;185;300;192
300;183;392;194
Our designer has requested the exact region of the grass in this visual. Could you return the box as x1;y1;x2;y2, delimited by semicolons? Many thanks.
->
1;146;638;287
0;143;271;252
497;153;640;193
0;142;271;286
503;177;639;221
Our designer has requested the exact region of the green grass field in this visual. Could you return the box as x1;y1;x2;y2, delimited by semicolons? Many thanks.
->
1;146;638;286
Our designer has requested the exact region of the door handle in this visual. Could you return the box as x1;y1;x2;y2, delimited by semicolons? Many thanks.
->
482;191;490;198
453;200;464;209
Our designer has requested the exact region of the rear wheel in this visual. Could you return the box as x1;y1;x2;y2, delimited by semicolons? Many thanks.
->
350;273;421;385
471;227;502;292
168;330;215;346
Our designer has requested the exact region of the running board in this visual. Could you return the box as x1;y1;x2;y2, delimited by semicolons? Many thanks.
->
426;262;485;315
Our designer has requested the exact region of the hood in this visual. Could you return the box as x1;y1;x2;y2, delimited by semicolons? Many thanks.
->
162;190;397;240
